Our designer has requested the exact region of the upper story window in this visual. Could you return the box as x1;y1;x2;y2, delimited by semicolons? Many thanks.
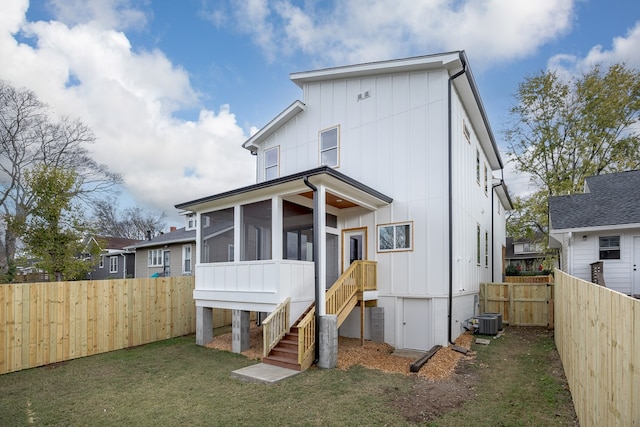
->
377;221;413;252
476;149;480;184
599;236;620;260
265;146;279;180
148;249;163;267
99;256;104;268
514;243;539;254
484;164;488;195
463;120;471;143
110;256;118;273
320;126;339;167
186;213;197;231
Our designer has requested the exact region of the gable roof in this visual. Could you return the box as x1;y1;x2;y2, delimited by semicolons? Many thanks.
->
124;227;195;250
549;170;640;231
242;51;503;170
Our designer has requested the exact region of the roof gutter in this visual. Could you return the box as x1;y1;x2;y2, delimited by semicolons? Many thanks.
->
447;54;467;345
303;176;321;365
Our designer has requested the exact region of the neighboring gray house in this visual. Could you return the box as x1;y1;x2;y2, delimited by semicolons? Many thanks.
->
549;170;640;296
125;225;195;278
85;236;141;280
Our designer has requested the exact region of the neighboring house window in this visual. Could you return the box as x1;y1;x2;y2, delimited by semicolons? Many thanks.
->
319;126;339;167
463;120;471;143
110;256;118;273
265;146;279;180
599;236;620;260
476;149;480;184
477;224;481;265
183;245;192;274
377;222;413;252
99;256;104;268
148;249;163;266
485;230;489;268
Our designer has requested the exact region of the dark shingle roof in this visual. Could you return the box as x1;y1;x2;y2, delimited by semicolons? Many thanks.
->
549;170;640;230
124;227;195;249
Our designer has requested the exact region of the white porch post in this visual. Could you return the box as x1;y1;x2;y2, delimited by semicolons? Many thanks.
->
272;197;283;261
317;184;327;315
234;204;241;262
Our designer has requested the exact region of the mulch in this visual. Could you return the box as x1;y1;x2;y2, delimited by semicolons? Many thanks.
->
205;324;474;380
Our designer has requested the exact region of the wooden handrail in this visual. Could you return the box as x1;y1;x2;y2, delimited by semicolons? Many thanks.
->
262;297;291;357
295;260;377;366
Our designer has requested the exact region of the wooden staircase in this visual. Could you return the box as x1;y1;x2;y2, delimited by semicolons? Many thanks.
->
262;328;302;370
262;260;377;371
262;302;314;371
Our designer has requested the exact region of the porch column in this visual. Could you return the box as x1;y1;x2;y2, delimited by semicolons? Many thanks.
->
232;309;250;353
272;197;283;261
196;306;213;346
317;184;327;315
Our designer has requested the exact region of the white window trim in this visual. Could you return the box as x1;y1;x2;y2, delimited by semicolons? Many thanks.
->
377;221;414;253
319;125;340;168
148;249;163;267
109;256;118;273
264;146;280;180
182;244;192;274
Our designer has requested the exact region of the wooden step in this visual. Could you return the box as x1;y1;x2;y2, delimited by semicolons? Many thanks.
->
263;354;302;371
269;346;297;359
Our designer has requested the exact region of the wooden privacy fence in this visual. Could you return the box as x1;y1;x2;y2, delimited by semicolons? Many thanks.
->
480;279;554;327
554;269;640;425
0;277;196;375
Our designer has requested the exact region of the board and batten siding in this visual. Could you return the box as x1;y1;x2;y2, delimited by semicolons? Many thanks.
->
252;65;501;349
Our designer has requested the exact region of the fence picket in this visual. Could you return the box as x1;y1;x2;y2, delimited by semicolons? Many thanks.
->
0;277;196;375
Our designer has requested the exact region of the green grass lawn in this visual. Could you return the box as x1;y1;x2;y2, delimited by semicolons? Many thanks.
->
0;327;577;426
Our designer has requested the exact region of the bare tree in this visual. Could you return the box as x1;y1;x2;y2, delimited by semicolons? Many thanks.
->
92;198;166;240
0;81;121;277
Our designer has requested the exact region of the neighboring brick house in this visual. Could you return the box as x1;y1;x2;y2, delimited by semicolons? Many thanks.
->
85;236;142;280
125;226;195;278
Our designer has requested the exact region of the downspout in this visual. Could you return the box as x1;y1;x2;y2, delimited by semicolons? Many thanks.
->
303;176;320;364
447;56;467;345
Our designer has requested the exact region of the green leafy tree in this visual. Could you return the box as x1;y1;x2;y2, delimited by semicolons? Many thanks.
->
0;81;121;279
21;165;99;281
505;63;640;255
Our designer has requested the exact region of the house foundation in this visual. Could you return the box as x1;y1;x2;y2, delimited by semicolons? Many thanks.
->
196;306;213;346
232;310;250;353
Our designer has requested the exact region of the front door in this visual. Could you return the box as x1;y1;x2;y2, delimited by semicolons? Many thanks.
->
633;236;640;296
342;228;367;272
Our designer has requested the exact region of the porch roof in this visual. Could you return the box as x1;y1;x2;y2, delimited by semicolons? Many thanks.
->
174;166;393;212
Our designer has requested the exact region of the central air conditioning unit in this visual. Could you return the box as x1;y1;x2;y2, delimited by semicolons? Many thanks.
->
475;314;499;335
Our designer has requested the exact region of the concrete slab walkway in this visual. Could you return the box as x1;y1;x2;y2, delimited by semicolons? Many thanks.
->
230;363;301;384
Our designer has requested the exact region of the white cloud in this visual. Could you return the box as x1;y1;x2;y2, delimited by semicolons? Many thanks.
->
0;2;255;225
548;21;640;74
47;0;148;30
218;0;576;67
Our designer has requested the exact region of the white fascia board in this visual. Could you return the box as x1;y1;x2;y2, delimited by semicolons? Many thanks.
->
242;100;305;151
550;223;640;234
290;51;462;88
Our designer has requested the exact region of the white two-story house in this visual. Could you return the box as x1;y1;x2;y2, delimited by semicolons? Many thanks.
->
176;51;512;370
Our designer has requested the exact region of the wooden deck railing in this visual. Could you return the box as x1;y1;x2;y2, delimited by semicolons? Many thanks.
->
262;297;290;357
295;260;377;367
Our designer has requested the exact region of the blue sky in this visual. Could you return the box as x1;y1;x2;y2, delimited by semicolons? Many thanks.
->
2;0;640;227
